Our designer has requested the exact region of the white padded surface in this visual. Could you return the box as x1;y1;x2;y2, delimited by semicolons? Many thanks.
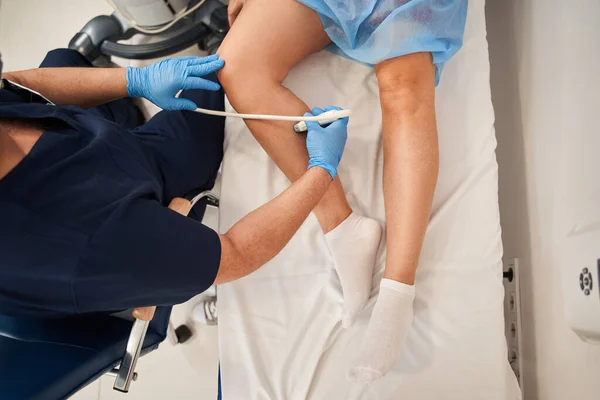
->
217;0;521;398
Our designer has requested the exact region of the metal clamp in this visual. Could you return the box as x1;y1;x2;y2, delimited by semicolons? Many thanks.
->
189;190;220;209
113;318;150;392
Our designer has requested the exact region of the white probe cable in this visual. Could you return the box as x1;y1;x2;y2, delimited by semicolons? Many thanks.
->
106;0;208;35
192;107;352;132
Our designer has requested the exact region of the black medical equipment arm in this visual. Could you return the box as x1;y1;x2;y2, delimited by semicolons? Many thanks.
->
68;0;228;62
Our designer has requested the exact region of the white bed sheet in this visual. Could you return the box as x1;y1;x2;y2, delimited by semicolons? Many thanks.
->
217;1;521;398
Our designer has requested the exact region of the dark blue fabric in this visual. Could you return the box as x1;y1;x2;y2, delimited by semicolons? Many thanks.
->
0;49;224;317
218;364;222;400
0;309;167;400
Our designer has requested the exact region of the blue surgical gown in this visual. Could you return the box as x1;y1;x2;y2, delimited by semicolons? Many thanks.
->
297;0;468;85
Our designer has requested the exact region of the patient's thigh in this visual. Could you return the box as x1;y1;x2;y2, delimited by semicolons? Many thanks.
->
217;0;330;83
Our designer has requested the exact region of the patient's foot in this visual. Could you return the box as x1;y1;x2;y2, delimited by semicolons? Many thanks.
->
347;278;415;383
325;213;381;328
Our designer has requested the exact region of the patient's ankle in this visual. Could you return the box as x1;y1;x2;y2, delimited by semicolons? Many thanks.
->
313;181;352;233
315;205;352;234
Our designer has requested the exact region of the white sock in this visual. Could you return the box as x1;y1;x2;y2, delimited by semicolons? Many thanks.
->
325;213;382;328
347;278;415;383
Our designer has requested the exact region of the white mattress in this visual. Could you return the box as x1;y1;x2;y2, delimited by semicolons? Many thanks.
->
217;0;521;398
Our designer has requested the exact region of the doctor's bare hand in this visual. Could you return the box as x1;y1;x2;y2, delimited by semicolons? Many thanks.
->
126;55;224;111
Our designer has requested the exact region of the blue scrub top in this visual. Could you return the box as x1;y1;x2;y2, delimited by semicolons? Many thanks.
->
0;81;221;317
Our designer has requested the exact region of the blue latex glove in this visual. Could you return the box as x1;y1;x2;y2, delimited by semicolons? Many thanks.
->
305;106;349;179
126;54;224;111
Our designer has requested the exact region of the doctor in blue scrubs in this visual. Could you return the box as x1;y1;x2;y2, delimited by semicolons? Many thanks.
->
0;49;348;317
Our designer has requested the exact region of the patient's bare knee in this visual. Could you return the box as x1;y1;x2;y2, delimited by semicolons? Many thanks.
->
216;58;284;111
217;42;290;99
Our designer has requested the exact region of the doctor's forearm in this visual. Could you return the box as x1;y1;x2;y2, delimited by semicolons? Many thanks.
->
4;67;127;107
214;167;332;284
376;54;438;285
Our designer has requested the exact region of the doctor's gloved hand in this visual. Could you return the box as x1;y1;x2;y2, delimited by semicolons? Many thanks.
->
126;55;224;111
305;106;349;179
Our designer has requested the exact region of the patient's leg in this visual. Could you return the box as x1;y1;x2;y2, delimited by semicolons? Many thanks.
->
349;53;437;382
218;0;348;232
217;0;381;327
